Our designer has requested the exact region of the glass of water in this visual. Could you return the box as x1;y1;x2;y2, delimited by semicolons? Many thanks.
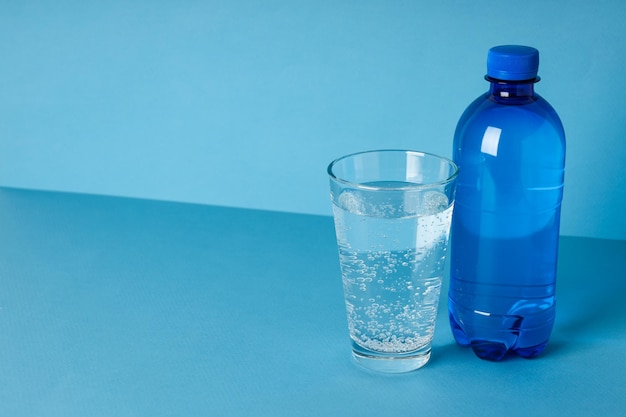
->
328;150;458;373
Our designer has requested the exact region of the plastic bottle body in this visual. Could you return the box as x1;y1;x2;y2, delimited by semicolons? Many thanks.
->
448;81;566;361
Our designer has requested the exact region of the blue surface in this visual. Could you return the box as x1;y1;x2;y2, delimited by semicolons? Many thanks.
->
1;1;626;240
1;188;624;416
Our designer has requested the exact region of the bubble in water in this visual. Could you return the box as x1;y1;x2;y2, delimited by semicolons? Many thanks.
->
421;191;449;215
337;190;401;218
338;191;366;215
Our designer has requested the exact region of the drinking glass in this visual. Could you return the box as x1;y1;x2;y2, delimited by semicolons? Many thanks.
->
328;150;458;373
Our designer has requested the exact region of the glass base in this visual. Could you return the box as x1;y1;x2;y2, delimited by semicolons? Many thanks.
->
351;342;432;373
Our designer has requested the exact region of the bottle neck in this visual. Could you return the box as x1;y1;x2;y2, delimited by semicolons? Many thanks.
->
487;76;538;104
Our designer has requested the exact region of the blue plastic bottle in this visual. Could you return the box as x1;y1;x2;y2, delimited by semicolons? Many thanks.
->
448;45;566;361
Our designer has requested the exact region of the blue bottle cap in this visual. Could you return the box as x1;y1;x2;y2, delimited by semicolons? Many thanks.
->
487;45;539;81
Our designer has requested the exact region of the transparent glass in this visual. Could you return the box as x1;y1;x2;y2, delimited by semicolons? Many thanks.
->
328;150;458;373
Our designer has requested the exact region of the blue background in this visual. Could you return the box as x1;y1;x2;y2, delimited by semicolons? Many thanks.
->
2;0;625;240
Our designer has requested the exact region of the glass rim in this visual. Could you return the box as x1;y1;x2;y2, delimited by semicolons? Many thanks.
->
327;149;459;191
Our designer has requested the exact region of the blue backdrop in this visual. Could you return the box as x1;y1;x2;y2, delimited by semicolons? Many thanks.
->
1;0;625;240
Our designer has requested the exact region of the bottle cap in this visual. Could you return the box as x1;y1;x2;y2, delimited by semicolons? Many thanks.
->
487;45;539;81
